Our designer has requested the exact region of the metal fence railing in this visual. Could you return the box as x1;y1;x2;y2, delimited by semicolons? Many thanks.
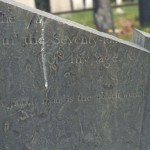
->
36;0;139;33
49;1;138;15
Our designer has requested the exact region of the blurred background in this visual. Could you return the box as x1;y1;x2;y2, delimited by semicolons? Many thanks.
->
15;0;150;41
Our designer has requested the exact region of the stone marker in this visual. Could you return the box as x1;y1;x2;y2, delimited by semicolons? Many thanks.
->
50;0;71;13
115;0;124;15
0;0;150;150
15;0;35;8
133;29;150;150
133;29;150;51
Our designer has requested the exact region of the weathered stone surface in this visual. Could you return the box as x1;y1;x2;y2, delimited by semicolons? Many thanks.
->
139;77;150;150
133;30;150;150
0;0;150;150
133;29;150;51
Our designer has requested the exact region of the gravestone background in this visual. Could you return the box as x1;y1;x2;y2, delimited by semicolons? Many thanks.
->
50;0;93;13
133;29;150;150
50;0;71;13
133;29;150;51
0;0;150;150
139;0;150;26
15;0;35;8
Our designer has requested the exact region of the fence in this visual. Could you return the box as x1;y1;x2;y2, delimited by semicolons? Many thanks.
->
48;0;138;15
35;0;139;32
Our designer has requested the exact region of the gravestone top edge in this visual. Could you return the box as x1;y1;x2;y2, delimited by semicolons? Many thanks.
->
135;29;150;38
0;0;150;54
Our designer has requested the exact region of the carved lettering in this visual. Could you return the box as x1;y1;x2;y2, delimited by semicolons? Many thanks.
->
53;33;96;47
71;52;89;64
42;87;147;105
0;11;15;23
24;35;38;45
2;37;14;46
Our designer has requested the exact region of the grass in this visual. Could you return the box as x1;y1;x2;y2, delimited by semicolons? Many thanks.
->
63;11;96;29
113;6;139;40
61;4;150;41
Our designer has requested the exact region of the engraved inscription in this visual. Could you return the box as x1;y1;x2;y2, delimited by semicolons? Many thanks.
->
53;33;96;47
0;1;149;150
0;87;146;111
44;87;146;105
4;121;10;133
24;35;38;45
0;32;18;47
2;37;14;46
71;51;89;64
0;11;15;23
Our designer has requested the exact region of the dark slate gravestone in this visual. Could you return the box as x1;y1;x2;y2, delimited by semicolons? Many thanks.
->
133;29;150;150
139;0;150;26
133;29;150;51
0;0;150;150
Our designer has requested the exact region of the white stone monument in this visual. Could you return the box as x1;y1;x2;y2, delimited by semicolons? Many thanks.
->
50;0;93;13
50;0;71;13
115;0;124;14
73;0;93;10
15;0;35;8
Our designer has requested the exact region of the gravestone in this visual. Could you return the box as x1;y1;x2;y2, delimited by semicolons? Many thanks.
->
139;0;150;26
115;0;124;15
0;0;150;150
15;0;35;8
50;0;71;13
133;29;150;51
133;29;150;150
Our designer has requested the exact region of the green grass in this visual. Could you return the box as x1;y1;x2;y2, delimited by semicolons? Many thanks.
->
113;6;139;20
61;4;150;41
64;11;96;29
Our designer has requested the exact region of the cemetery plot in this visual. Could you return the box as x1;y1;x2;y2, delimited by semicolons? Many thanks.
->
133;29;150;51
